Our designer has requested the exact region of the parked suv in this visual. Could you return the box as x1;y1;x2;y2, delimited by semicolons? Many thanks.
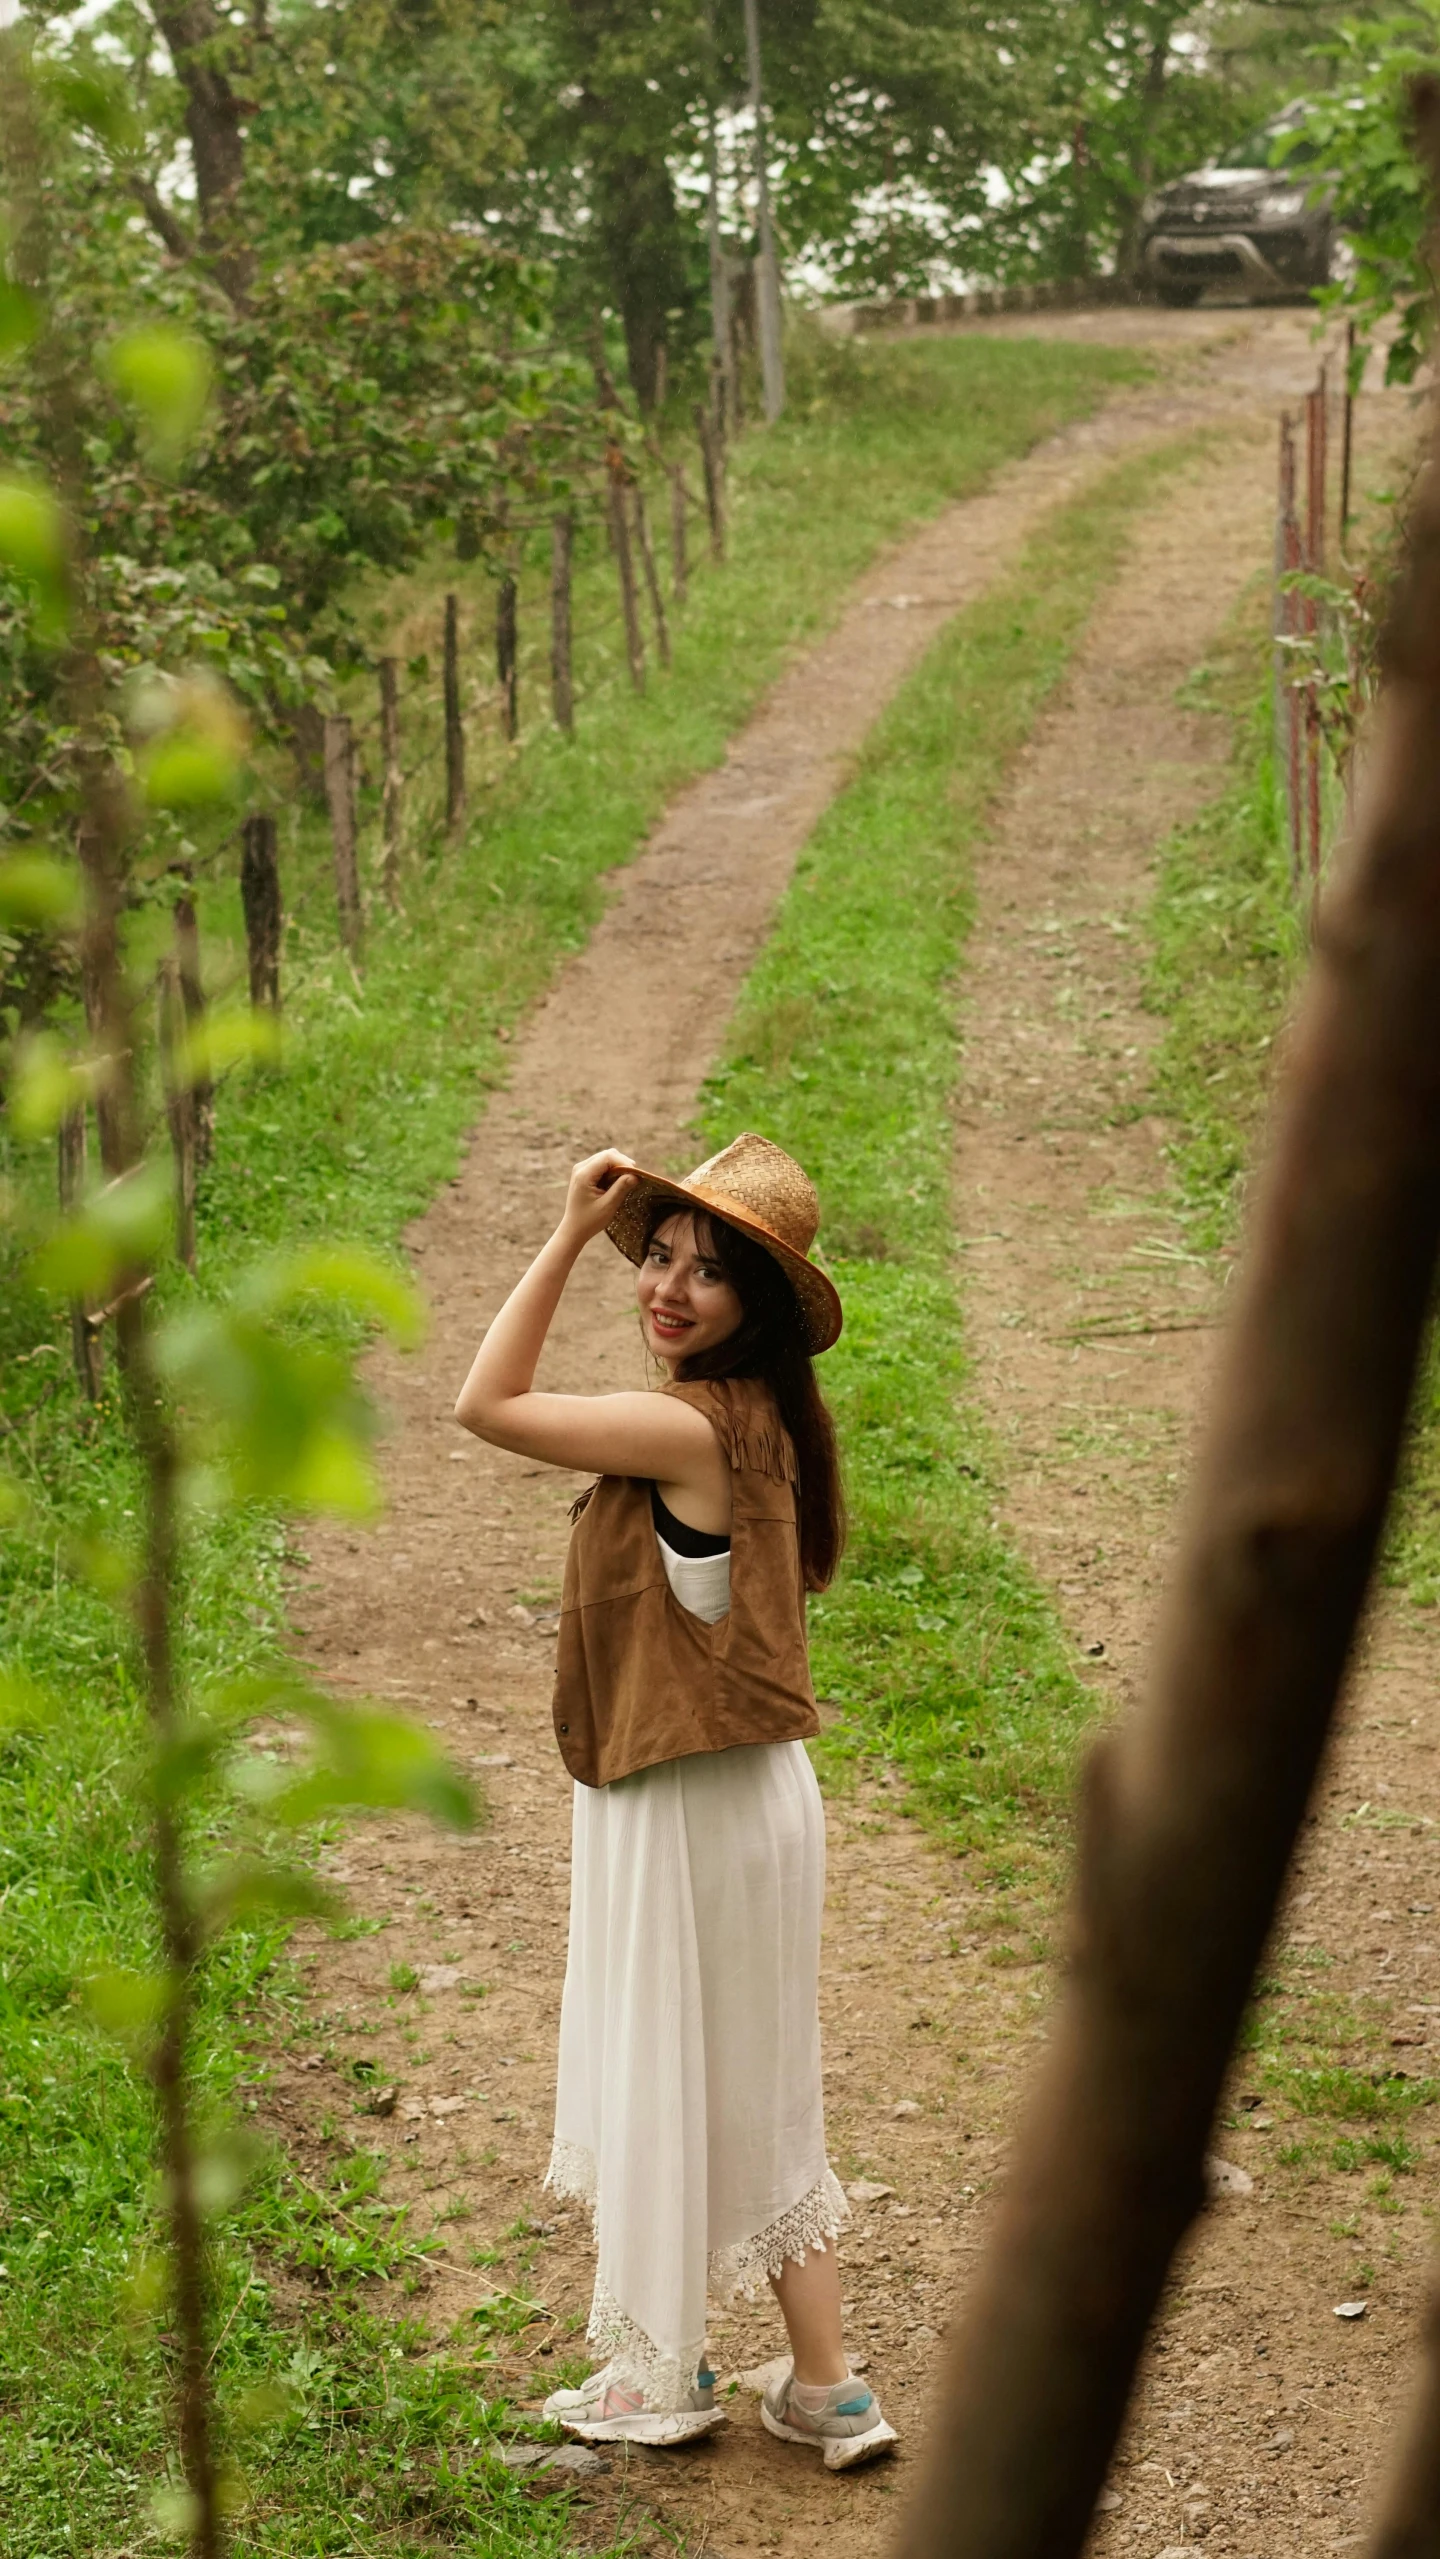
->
1138;108;1340;307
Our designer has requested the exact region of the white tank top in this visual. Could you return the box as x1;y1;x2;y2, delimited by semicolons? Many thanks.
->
656;1536;731;1627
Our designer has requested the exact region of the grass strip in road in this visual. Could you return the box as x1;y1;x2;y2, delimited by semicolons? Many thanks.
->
697;438;1203;1878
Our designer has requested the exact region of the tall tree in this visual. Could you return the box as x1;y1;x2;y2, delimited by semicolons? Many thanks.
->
146;0;252;299
554;0;704;407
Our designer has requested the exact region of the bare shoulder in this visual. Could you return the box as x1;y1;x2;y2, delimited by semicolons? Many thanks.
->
456;1382;724;1486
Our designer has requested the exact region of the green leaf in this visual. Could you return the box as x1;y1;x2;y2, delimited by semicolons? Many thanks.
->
136;673;248;810
154;1715;233;1806
0;1668;55;1733
42;65;140;151
0;476;69;643
240;1245;426;1350
266;1703;476;1832
60;1527;136;1601
31;1157;173;1299
85;1966;169;2050
148;2487;199;2545
154;1307;383;1516
170;1008;285;1088
141;735;243;810
0;281;39;364
104;327;213;468
233;2382;292;2432
191;2129;264;2216
6;1032;86;1142
125;2247;167;2317
196;1856;339;1934
0;854;83;932
198;1666;331;1729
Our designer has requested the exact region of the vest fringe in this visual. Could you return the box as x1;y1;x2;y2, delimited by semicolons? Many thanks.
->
725;1416;798;1484
664;1379;798;1484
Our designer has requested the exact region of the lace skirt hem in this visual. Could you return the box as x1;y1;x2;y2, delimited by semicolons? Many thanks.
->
545;2141;849;2407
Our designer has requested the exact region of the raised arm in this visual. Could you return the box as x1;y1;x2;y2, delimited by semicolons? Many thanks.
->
452;1149;726;1502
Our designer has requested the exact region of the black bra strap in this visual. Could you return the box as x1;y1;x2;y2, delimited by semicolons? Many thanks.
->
650;1481;731;1558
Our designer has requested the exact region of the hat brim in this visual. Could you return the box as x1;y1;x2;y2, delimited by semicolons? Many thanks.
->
606;1166;843;1355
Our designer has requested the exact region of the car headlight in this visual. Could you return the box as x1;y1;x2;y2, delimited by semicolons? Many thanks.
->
1139;193;1163;226
1257;188;1307;222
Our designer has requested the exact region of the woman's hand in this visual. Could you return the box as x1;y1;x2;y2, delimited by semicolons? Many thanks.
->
559;1148;639;1247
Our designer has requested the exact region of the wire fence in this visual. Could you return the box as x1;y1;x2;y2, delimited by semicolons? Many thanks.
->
223;398;734;998
1272;324;1367;930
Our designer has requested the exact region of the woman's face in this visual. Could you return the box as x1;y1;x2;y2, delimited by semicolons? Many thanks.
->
636;1213;744;1367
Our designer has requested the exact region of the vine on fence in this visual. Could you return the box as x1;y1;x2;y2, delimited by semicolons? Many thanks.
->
229;337;743;1050
1272;329;1388;926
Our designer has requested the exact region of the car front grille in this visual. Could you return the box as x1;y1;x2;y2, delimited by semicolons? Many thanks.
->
1151;225;1319;284
1155;244;1247;280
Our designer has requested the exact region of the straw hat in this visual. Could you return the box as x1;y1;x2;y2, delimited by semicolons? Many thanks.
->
606;1132;843;1354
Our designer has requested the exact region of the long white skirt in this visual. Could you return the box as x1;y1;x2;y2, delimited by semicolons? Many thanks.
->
546;1731;847;2408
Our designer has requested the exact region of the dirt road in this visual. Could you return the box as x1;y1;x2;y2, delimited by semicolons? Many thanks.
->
274;306;1434;2558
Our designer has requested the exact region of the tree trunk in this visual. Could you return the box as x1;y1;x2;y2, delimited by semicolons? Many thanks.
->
589;139;693;412
1117;24;1177;285
147;0;252;303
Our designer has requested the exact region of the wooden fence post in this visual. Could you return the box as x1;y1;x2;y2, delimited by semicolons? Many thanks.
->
157;954;197;1274
694;404;725;562
607;459;646;693
632;484;671;669
589;316;619;409
323;713;363;962
57;1104;101;1400
1304;375;1329;899
240;813;281;1010
551;512;575;735
1307;364;1328;574
1275;411;1303;890
80;932;125;1182
443;592;465;831
1340;318;1357;544
669;466;688;606
497;573;518;741
171;878;212;1166
379;657;402;908
728;309;747;431
710;349;728;446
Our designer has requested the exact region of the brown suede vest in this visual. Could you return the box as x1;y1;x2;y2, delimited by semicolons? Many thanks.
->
551;1375;820;1788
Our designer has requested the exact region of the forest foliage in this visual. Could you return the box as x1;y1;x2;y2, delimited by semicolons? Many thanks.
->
0;0;1423;835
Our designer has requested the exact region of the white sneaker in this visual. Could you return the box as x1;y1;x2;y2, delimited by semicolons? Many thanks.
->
544;2362;724;2447
761;2363;898;2471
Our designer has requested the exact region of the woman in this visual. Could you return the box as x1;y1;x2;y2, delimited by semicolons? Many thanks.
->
454;1131;896;2471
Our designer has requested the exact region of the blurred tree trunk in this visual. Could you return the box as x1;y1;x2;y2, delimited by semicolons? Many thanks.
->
563;0;694;411
146;0;252;302
585;122;690;410
1116;21;1175;284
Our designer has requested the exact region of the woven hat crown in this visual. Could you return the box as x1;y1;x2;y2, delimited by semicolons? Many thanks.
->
683;1134;820;1254
605;1130;842;1352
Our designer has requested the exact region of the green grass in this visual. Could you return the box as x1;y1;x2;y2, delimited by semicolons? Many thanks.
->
1142;600;1305;1255
696;437;1207;1869
0;332;1148;2556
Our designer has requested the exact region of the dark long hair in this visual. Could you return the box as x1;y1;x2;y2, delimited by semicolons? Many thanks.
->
646;1202;845;1592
